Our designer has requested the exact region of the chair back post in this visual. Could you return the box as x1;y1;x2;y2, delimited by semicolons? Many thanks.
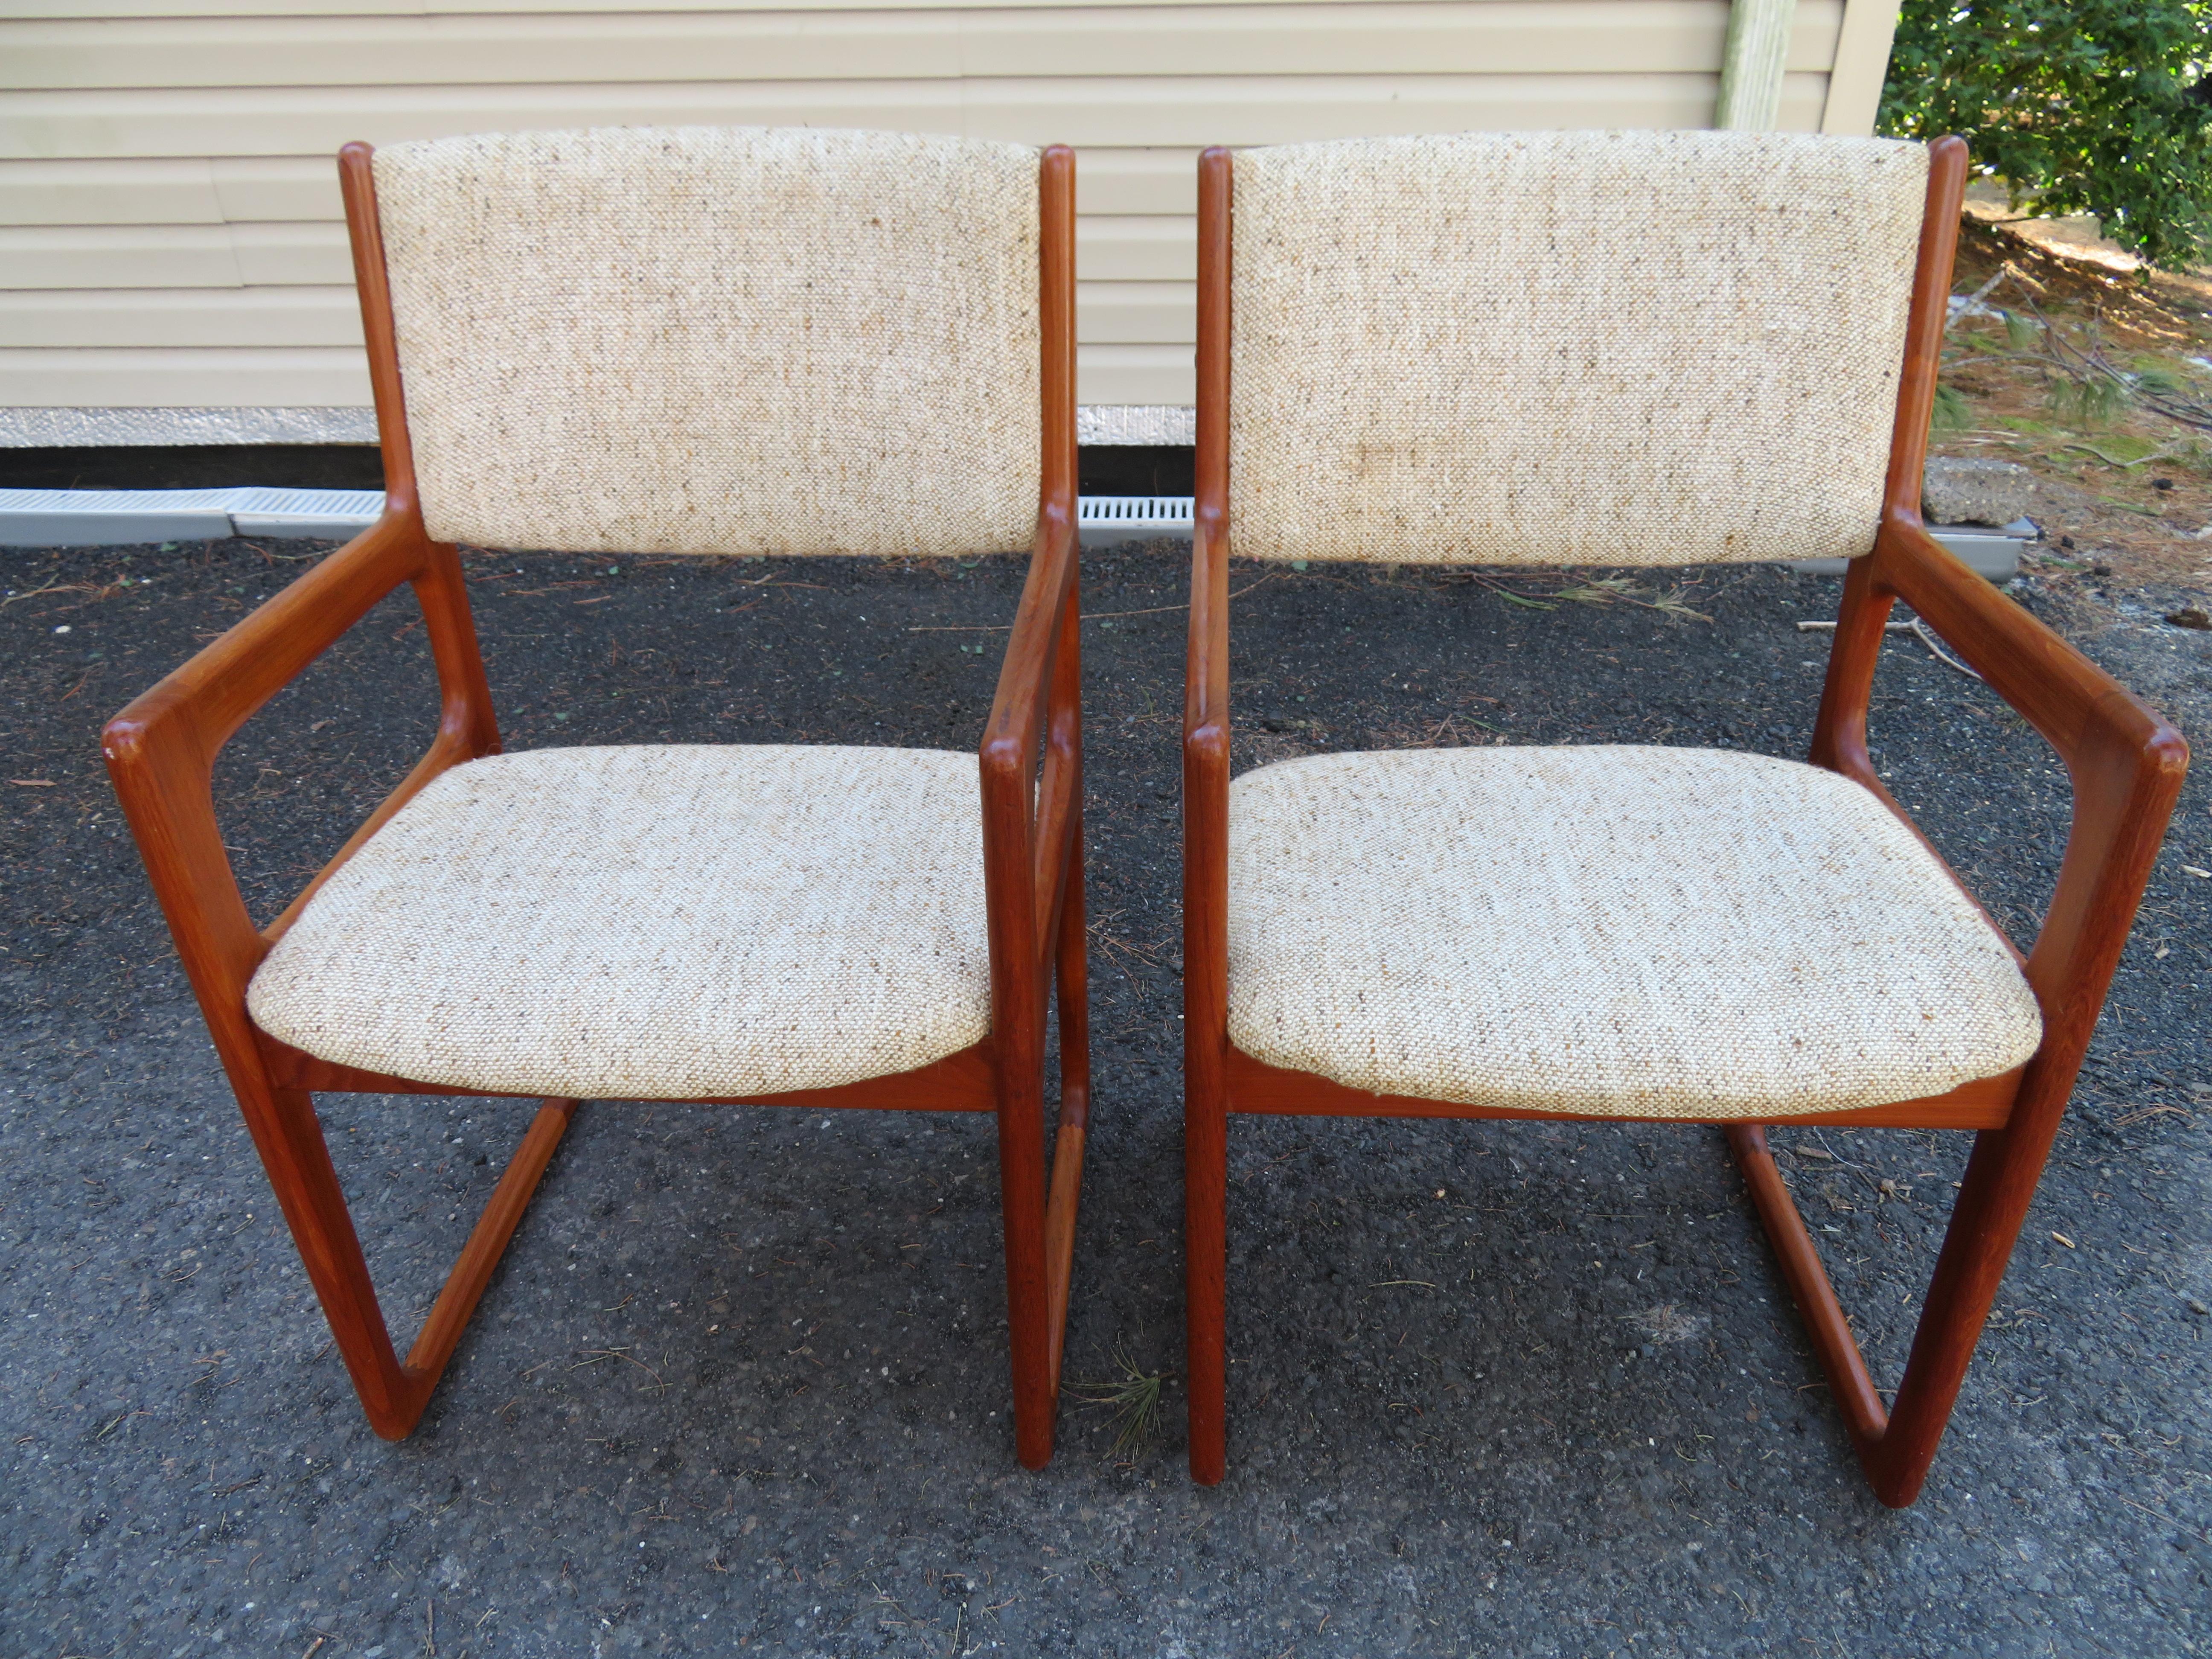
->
339;143;501;765
1183;143;1235;1486
1809;136;1965;783
984;142;1077;1025
1879;135;1968;527
981;143;1080;1470
1039;145;1078;533
1040;144;1083;937
1185;143;1234;992
1036;146;1091;1398
1190;147;1232;709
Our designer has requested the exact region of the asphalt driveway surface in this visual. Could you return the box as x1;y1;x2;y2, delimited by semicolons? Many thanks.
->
2;535;2206;1656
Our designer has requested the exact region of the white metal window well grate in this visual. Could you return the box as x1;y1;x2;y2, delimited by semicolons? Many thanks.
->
1077;496;1195;546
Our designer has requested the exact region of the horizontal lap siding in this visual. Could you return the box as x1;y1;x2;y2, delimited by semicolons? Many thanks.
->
0;0;1859;416
6;5;1779;85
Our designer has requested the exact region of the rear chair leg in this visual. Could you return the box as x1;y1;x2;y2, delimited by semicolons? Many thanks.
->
404;1096;577;1397
1729;1118;2056;1507
238;1084;576;1439
995;1027;1057;1470
1186;1043;1230;1485
1000;814;1094;1469
1044;821;1092;1401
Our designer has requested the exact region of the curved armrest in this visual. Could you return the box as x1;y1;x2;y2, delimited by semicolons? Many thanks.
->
1876;516;2175;777
1182;507;1231;860
980;507;1082;984
981;508;1079;782
101;509;497;1080
1825;512;2188;1057
1184;509;1231;766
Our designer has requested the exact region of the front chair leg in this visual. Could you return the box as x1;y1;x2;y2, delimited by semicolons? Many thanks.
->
238;1083;576;1440
1729;1119;2052;1507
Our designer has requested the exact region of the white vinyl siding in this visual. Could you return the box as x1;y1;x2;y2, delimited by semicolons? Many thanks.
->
0;0;1895;421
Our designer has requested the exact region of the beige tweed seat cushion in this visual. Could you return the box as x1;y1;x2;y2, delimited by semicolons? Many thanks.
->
1227;747;2042;1119
247;745;992;1100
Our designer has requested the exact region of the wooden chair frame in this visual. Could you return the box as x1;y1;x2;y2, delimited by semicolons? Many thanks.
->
103;141;1091;1469
1181;137;2189;1503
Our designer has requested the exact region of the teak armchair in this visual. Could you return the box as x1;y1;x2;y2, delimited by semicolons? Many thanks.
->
105;127;1091;1468
1181;131;2187;1504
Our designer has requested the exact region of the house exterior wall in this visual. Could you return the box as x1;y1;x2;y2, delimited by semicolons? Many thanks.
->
0;0;1901;439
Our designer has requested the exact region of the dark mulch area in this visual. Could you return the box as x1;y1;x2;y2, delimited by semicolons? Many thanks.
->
2;535;2207;1658
0;444;388;494
0;442;1193;499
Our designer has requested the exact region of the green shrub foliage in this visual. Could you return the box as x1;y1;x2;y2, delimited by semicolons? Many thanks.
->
1880;0;2212;267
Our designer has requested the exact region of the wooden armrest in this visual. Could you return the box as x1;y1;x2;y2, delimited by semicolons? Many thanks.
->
980;509;1080;975
1874;515;2177;777
1858;512;2188;1033
1181;508;1233;948
108;509;428;770
1184;512;1231;765
981;508;1078;784
102;509;496;1059
1182;510;1233;1048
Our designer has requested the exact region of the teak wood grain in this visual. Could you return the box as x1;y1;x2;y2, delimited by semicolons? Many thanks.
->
1225;1048;2023;1130
104;140;1091;1466
1181;134;2188;1503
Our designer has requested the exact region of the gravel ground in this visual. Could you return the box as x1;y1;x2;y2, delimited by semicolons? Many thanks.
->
2;534;2206;1658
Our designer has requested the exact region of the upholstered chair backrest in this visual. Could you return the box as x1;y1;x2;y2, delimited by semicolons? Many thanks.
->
1227;130;1932;567
370;126;1042;558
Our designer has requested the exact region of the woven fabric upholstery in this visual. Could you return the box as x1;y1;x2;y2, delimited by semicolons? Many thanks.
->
247;745;992;1099
1227;746;2040;1118
372;126;1041;557
1228;130;1930;566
